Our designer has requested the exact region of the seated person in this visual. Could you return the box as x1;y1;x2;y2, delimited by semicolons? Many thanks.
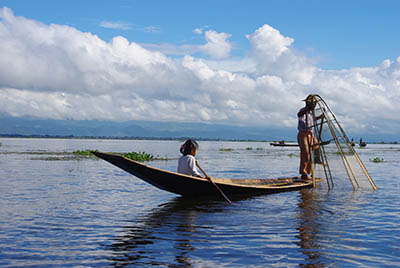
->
177;139;202;177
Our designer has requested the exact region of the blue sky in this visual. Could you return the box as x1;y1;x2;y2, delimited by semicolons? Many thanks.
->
0;1;400;139
3;0;399;69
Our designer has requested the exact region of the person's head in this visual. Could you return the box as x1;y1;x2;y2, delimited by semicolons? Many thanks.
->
304;94;316;109
180;139;199;156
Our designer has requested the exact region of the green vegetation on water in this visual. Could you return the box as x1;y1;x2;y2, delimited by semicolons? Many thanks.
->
246;147;253;150
370;157;384;163
0;149;176;161
334;150;354;156
72;149;97;156
123;151;154;162
219;148;233;152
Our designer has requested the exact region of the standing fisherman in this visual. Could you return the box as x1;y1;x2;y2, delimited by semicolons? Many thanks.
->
297;94;320;181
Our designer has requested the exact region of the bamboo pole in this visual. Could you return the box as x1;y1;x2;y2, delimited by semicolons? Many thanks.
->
196;161;232;205
317;98;357;190
315;94;377;190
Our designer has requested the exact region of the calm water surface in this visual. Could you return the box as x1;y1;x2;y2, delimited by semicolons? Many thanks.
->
0;138;399;267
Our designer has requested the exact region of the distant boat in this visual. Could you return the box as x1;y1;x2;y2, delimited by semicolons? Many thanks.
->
270;141;299;147
93;152;313;197
350;139;356;147
359;138;367;147
359;142;367;147
270;140;330;147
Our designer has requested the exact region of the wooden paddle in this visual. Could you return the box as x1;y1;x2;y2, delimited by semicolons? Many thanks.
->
196;161;232;205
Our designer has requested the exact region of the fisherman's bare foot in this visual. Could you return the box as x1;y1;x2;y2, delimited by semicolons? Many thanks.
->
301;174;312;181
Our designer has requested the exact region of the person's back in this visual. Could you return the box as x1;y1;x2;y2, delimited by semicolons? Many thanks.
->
177;139;201;177
178;154;200;176
297;107;314;132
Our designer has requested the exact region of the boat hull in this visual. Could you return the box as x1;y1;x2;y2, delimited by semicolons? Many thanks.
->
270;143;299;147
93;152;313;197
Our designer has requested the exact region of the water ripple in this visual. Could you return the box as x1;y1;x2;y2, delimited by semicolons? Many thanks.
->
1;139;400;267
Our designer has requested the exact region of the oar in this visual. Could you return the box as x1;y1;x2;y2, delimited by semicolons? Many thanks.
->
196;161;232;205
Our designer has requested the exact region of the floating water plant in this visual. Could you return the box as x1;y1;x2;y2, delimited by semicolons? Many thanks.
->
334;150;354;156
26;150;99;161
256;147;264;150
219;148;233;152
73;149;97;156
124;151;154;162
246;147;253;150
370;157;384;163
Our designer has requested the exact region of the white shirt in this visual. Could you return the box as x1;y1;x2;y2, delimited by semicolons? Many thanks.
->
297;107;314;132
178;155;201;176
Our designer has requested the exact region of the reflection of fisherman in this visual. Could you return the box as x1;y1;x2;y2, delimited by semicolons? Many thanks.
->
297;95;322;181
296;189;322;262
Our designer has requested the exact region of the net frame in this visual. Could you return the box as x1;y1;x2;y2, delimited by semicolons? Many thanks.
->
308;94;377;191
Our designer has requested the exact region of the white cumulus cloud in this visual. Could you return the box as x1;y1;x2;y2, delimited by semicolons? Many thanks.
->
201;30;232;59
246;24;293;61
1;7;400;137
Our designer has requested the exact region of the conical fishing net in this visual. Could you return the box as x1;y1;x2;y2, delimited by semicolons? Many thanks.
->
309;95;377;191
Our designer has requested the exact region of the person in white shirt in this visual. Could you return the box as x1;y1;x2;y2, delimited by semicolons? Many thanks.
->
297;94;322;181
178;139;205;178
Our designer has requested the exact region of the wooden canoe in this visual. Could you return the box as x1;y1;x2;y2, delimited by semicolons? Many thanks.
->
93;152;313;197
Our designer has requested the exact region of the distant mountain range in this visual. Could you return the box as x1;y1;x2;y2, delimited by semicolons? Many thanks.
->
0;116;397;142
0;116;296;141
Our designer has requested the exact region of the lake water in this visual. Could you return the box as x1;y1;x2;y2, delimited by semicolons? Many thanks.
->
0;138;399;267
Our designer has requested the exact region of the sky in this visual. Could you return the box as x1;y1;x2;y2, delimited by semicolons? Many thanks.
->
1;1;400;138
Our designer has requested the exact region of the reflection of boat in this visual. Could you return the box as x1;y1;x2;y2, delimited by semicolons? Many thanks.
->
107;197;201;267
93;152;313;197
107;196;256;266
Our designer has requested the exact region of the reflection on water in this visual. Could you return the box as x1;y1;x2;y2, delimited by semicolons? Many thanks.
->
108;191;331;267
296;189;324;267
107;189;400;267
109;198;206;267
108;191;334;267
0;138;400;267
